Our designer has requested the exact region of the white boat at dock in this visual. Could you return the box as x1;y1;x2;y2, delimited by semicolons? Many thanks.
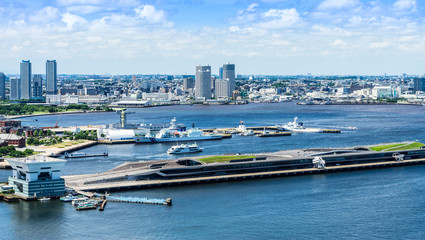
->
239;130;255;136
38;197;51;201
279;117;323;133
167;143;203;154
135;118;222;143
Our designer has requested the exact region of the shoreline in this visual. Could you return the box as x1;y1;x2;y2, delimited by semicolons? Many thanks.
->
6;110;112;119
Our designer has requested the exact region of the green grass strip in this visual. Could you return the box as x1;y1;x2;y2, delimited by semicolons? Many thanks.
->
386;142;424;151
370;143;405;151
198;155;256;163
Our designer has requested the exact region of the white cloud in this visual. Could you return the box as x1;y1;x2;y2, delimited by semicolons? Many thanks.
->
311;25;353;37
29;7;60;23
257;8;302;29
54;42;69;47
11;45;23;51
134;5;172;26
317;0;361;11
332;39;346;47
369;42;390;48
66;5;103;14
61;12;87;30
393;0;417;12
57;0;105;6
247;3;258;12
234;4;259;23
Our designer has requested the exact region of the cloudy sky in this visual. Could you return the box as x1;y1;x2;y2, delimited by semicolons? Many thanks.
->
0;0;424;75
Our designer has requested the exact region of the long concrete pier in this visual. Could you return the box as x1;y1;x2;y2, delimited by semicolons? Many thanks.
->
66;158;425;192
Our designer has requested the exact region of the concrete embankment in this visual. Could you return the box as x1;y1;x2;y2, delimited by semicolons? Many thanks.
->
38;140;98;156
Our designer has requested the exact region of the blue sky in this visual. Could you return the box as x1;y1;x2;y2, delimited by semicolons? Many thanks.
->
0;0;424;75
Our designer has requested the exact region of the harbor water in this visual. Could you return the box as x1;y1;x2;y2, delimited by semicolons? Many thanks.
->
1;103;425;239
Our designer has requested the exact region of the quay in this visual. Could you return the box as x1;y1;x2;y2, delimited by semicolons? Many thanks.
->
65;158;425;192
41;140;98;156
257;132;291;137
203;126;340;134
64;144;425;192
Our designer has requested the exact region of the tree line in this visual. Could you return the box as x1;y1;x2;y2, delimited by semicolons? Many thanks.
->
0;103;112;115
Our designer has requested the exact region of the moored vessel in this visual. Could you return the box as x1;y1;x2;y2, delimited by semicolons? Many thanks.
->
279;117;323;133
167;143;203;154
135;118;222;143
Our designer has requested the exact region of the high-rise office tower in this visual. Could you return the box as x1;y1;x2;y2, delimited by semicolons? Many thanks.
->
20;60;31;99
46;60;57;94
413;78;425;93
219;67;223;80
0;72;5;100
222;63;235;96
183;76;195;90
195;65;211;99
10;77;21;100
215;79;230;98
32;74;43;98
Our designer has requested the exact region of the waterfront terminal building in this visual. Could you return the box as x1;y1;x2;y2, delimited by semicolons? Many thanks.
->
8;156;66;199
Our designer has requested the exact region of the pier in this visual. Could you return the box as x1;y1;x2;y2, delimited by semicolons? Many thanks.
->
65;151;108;159
106;196;172;205
65;149;425;192
202;126;340;134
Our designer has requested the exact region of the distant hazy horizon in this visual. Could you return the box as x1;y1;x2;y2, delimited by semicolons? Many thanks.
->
1;0;424;75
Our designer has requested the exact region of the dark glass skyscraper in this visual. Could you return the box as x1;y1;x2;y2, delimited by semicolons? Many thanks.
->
46;60;57;94
32;74;43;98
222;63;235;97
413;78;425;93
0;72;5;100
10;77;20;100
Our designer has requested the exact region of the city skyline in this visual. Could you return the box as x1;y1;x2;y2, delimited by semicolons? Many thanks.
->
0;0;424;75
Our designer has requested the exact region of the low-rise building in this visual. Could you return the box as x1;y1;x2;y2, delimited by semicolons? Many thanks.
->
8;156;67;198
0;133;25;147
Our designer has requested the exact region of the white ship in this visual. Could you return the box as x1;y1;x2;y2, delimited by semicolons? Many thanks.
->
135;118;222;143
167;143;203;154
240;130;255;136
279;117;323;133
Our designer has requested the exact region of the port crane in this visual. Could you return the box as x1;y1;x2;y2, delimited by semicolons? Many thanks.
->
54;113;62;128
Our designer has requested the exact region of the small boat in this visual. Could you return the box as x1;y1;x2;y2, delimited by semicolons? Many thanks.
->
64;151;108;159
72;197;89;206
38;197;51;201
240;130;255;136
60;195;78;202
167;143;203;154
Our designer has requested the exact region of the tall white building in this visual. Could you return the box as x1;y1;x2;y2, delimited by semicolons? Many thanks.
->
46;60;57;94
195;65;211;99
215;79;230;98
20;60;31;99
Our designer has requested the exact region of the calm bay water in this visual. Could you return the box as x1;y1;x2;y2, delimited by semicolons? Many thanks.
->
1;103;425;239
